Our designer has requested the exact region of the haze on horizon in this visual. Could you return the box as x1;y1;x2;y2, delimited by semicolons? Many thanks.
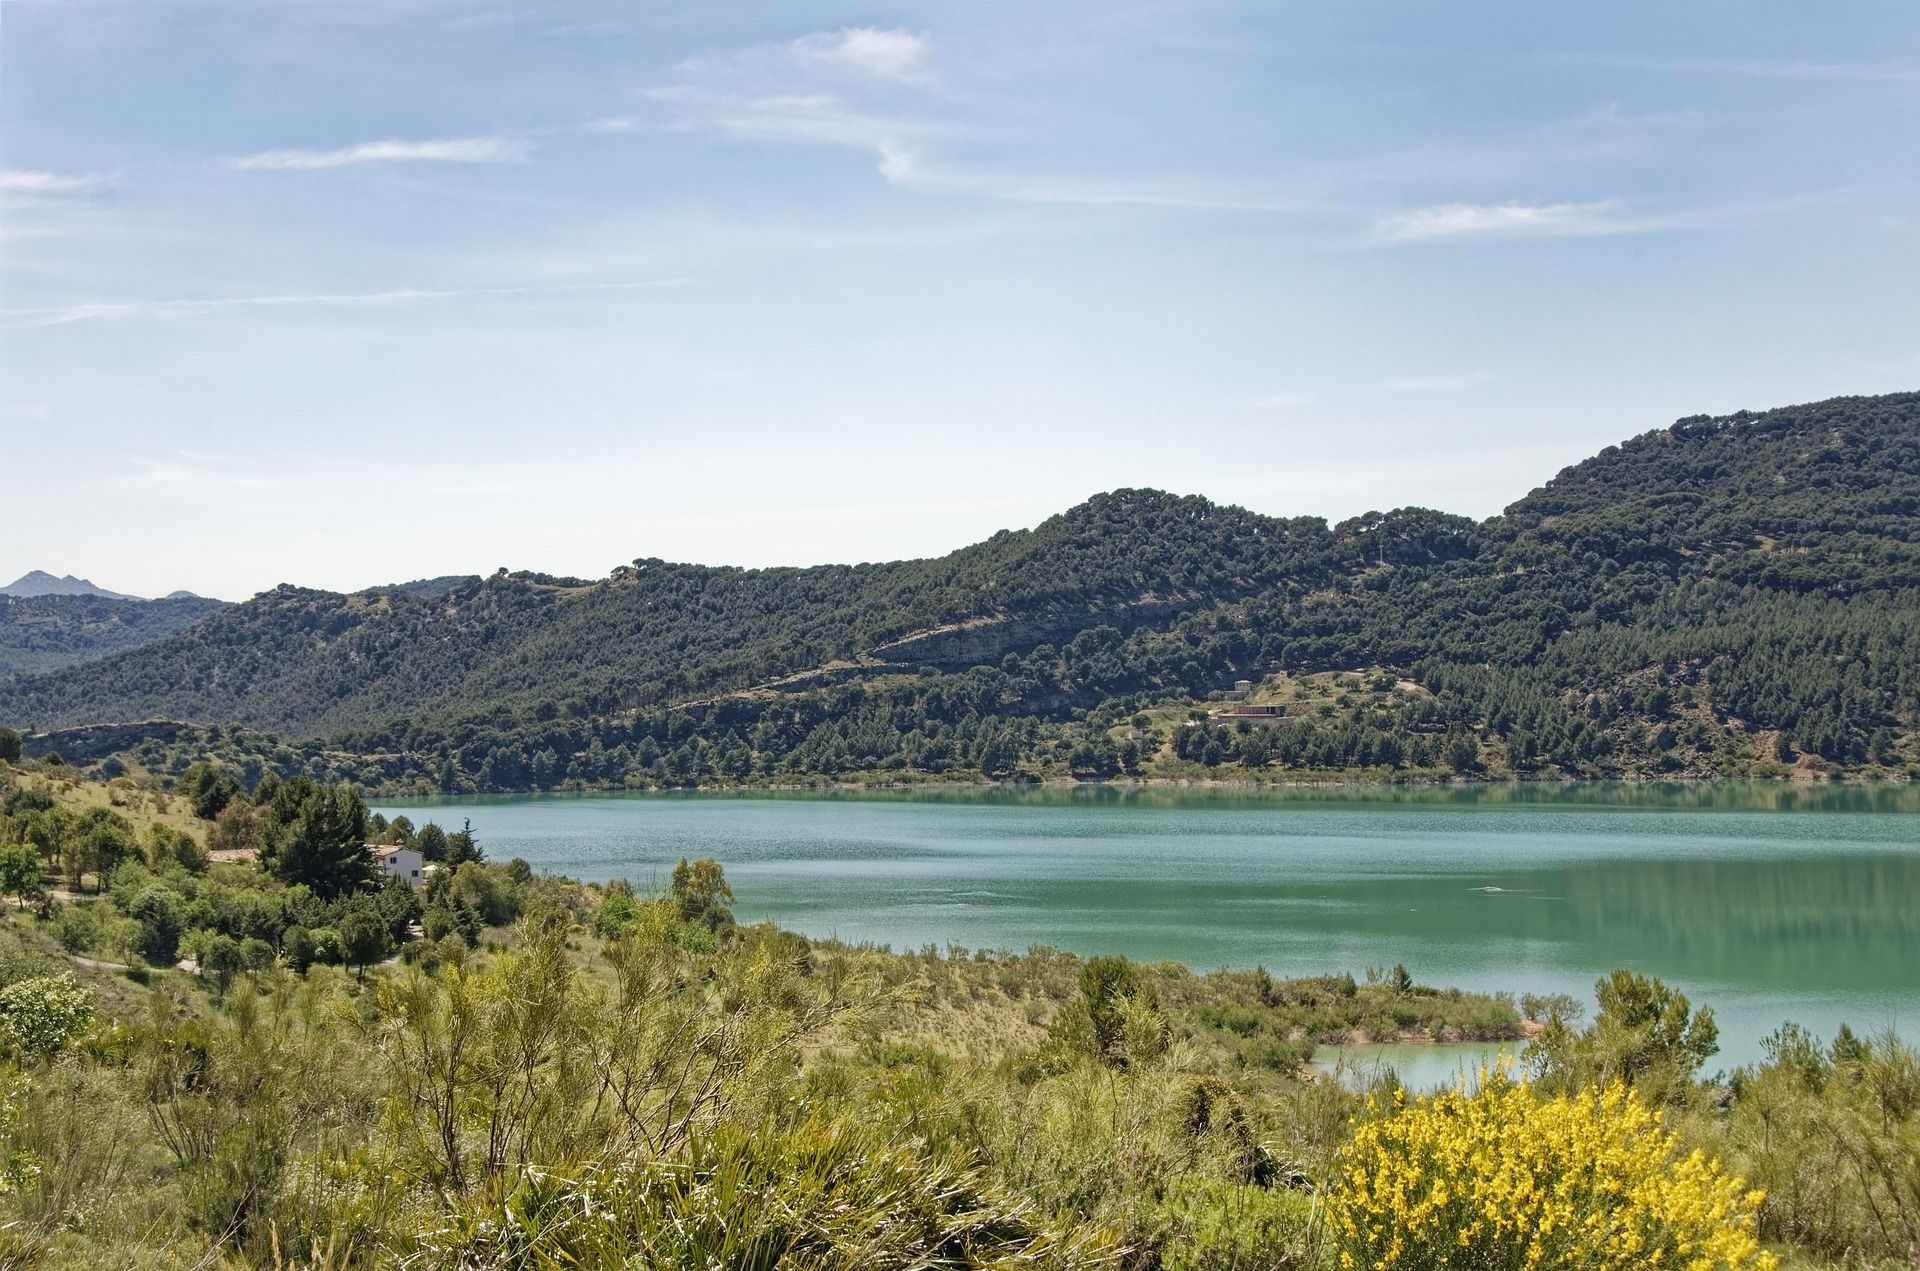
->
3;0;1917;601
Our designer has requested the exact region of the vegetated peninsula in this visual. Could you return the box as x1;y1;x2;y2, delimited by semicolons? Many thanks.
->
3;391;1917;793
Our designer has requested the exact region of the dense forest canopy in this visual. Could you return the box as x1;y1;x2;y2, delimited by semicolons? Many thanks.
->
0;594;227;679
2;392;1916;791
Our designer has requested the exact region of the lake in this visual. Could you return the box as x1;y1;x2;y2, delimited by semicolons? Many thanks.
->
373;783;1920;1073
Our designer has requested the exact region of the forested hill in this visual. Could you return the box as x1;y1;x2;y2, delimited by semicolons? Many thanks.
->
0;593;227;679
0;491;1341;739
4;391;1917;790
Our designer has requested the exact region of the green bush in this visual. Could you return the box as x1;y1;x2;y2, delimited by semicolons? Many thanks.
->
0;974;96;1059
1141;1176;1320;1270
428;1120;1120;1269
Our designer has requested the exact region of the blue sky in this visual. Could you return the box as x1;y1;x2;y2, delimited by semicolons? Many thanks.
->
3;1;1917;600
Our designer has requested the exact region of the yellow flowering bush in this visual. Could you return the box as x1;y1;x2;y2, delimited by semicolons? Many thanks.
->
1326;1071;1774;1271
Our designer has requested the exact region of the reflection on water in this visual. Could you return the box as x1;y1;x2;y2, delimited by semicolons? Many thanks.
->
1316;1043;1517;1093
421;780;1920;814
375;782;1920;1069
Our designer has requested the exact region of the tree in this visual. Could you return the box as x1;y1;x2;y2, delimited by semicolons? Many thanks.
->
187;930;245;990
281;925;317;972
0;726;21;765
444;819;483;866
414;822;449;862
1526;969;1718;1106
374;877;422;941
0;842;40;909
207;799;262;856
669;857;733;928
130;886;185;963
70;807;136;891
146;823;207;873
339;906;392;979
175;761;242;820
259;777;373;898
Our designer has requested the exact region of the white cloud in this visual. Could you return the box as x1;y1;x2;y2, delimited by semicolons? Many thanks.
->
112;455;271;492
0;278;689;330
654;28;1329;212
1379;372;1493;393
1550;52;1920;84
0;168;110;194
646;84;940;181
791;28;928;82
1367;189;1870;246
1249;391;1317;409
232;135;528;171
1370;201;1630;244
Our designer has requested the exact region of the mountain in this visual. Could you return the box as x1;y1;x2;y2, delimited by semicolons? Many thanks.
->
1;570;146;601
3;392;1916;790
0;593;229;678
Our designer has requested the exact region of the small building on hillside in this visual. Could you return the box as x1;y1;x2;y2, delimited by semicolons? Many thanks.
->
370;844;426;888
1222;679;1256;700
1210;702;1288;725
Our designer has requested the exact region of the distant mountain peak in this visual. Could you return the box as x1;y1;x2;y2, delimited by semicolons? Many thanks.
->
1;571;145;601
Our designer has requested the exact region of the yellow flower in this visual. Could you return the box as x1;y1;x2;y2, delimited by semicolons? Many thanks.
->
1324;1070;1774;1271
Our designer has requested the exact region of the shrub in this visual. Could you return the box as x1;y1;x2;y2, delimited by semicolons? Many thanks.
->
1142;1176;1318;1271
0;974;97;1059
1326;1071;1773;1270
1721;1026;1920;1263
427;1120;1119;1269
48;902;96;954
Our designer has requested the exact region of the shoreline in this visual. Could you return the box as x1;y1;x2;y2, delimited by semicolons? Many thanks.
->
365;770;1919;802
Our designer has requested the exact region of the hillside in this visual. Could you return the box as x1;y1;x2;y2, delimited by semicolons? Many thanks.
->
0;593;228;678
3;392;1916;791
0;491;1338;736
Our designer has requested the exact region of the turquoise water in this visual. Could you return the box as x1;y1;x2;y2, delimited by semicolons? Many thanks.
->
1315;1042;1514;1092
374;783;1920;1071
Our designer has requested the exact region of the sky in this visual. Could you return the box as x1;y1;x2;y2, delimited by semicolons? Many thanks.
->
3;1;1917;601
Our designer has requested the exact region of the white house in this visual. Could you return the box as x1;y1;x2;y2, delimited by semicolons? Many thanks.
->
370;844;426;888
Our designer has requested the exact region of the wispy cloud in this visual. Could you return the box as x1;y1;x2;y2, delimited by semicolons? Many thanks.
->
791;28;929;82
1370;200;1634;244
232;135;528;171
1379;372;1494;393
1547;52;1920;84
1;168;111;194
648;28;951;184
1;278;689;331
111;454;272;492
653;28;1334;214
649;77;1305;213
650;87;910;153
1;168;114;219
1248;391;1317;410
1369;185;1895;247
